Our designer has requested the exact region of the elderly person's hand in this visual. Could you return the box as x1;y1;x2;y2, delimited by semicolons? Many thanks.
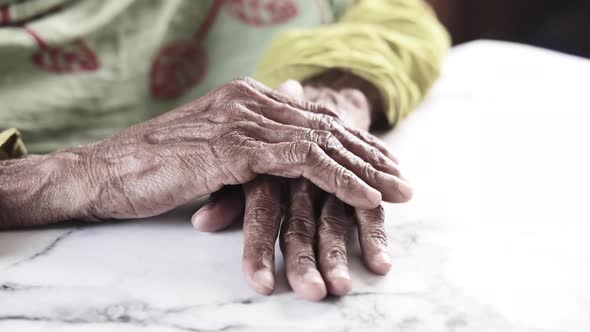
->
193;76;412;300
0;78;409;228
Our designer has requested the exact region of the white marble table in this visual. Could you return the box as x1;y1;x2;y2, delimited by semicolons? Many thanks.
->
1;40;590;332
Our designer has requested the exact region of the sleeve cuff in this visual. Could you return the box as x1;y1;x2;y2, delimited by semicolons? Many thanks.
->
254;0;450;128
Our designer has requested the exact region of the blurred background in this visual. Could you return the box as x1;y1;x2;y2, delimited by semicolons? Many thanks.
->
427;0;590;58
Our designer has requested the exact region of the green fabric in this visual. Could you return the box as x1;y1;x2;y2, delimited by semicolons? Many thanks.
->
0;0;330;153
255;0;450;127
0;0;447;153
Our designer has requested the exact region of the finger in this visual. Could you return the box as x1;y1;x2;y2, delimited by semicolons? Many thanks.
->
238;77;400;166
347;126;399;164
247;97;401;176
276;79;305;100
280;179;327;301
242;176;282;295
227;106;400;178
249;129;412;203
263;83;399;165
306;88;400;167
317;195;353;296
355;206;392;275
191;186;244;232
249;140;382;209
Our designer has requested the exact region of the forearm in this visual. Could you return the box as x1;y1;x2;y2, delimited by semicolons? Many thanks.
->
0;150;94;229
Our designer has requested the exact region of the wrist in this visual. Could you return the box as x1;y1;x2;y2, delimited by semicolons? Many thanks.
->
0;151;96;228
51;149;101;220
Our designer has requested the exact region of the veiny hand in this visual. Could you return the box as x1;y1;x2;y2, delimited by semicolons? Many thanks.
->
0;77;410;228
193;79;411;300
83;77;418;221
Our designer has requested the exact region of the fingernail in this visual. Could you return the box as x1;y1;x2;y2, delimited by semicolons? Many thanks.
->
326;267;352;295
397;179;414;200
191;211;204;230
303;270;324;286
327;267;350;281
297;270;327;301
366;188;382;208
373;251;392;274
191;206;212;231
252;269;274;295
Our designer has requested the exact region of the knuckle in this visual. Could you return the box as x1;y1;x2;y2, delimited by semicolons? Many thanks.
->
245;205;279;224
304;142;322;163
336;168;354;189
282;227;315;246
309;130;339;150
251;190;279;208
253;239;275;253
283;214;316;238
287;141;314;164
369;147;384;165
357;205;385;221
324;133;342;151
320;214;348;230
317;114;336;131
229;102;252;117
286;142;302;163
325;247;347;262
281;215;317;250
363;163;379;184
294;252;316;266
364;229;388;247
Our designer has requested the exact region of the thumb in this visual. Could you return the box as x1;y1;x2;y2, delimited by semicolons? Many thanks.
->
191;186;244;232
276;79;304;99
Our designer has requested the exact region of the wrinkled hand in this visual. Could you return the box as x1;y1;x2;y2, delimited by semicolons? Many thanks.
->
79;77;413;220
193;80;412;300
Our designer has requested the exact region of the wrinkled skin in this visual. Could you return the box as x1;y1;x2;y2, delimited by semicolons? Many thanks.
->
193;76;412;300
0;77;411;230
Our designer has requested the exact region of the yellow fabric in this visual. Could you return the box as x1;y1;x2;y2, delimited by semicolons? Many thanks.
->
254;0;450;127
0;128;27;160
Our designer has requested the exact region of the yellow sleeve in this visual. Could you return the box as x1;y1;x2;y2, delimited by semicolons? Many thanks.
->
254;0;450;127
0;128;28;160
